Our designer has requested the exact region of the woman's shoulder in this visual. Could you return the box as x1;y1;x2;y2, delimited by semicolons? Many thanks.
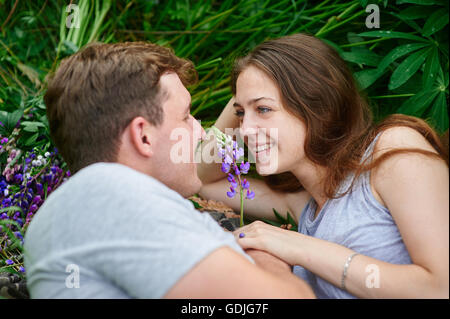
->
374;126;439;157
370;126;446;206
369;126;443;206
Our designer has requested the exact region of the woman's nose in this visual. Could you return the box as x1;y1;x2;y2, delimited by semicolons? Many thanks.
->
239;114;258;137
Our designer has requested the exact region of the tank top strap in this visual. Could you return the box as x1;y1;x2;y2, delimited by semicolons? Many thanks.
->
360;132;383;165
334;131;384;197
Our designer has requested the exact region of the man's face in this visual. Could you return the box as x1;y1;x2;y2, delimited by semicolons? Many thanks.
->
150;72;205;197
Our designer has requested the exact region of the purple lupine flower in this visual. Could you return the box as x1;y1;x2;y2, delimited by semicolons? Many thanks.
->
239;161;250;174
224;154;233;165
32;195;41;204
2;198;12;207
5;259;14;265
241;179;250;190
209;126;255;227
227;187;236;198
235;147;245;161
221;162;230;173
14;231;23;240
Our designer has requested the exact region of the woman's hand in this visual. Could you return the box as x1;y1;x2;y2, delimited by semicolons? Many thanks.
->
233;221;304;266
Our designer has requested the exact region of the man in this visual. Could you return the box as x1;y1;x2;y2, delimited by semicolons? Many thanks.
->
24;41;314;298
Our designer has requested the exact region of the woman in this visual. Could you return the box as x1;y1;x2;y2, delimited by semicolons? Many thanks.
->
196;33;449;298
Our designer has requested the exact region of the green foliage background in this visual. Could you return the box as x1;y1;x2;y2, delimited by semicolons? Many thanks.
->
0;0;448;149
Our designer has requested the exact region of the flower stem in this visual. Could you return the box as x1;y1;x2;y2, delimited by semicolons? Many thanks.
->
239;187;244;227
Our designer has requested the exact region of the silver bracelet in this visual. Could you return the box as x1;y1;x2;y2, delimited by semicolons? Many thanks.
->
341;252;359;291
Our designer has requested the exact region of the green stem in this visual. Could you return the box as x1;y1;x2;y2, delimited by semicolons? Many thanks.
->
240;187;244;227
370;93;415;99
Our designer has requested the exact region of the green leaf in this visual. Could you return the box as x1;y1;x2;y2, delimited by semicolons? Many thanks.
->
422;47;440;90
189;199;202;209
2;109;24;134
430;92;449;133
378;42;429;73
341;48;382;67
396;0;447;5
357;30;429;43
422;8;449;37
359;0;369;7
397;88;439;116
389;48;430;90
261;218;283;228
398;6;438;20
23;133;39;147
272;208;287;224
354;68;384;89
21;121;45;133
286;212;298;230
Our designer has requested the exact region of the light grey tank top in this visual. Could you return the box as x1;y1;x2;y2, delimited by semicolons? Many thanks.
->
293;132;412;298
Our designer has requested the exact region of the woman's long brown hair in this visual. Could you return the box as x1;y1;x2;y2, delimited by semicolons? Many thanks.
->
231;33;449;199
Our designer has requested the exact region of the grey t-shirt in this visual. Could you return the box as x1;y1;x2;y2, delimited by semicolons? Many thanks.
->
24;162;252;298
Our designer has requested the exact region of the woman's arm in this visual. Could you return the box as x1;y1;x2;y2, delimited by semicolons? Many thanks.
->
196;98;310;222
200;177;310;222
196;98;240;185
235;127;449;298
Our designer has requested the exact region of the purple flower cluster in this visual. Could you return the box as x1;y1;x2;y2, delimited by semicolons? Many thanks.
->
210;126;255;227
0;136;70;275
219;142;255;200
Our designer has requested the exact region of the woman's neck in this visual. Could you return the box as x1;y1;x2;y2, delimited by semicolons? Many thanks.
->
290;160;328;211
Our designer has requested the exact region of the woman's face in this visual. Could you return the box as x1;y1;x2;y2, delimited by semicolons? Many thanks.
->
234;65;307;175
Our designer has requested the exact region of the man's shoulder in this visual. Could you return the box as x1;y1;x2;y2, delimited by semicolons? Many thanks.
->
27;162;194;232
61;162;181;200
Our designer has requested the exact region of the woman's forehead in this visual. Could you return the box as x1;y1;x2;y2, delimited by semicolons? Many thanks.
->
236;67;280;105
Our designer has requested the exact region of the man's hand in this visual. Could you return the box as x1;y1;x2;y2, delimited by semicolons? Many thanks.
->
245;249;293;279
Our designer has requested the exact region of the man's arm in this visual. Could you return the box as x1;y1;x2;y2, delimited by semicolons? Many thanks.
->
244;249;293;279
164;246;315;298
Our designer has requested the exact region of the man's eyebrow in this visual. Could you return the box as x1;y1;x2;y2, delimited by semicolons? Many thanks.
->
233;97;275;107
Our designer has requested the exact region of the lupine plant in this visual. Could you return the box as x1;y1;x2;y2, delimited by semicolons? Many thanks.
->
0;127;70;278
209;126;255;227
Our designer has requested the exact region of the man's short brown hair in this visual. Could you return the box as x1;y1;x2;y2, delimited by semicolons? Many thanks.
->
44;41;197;174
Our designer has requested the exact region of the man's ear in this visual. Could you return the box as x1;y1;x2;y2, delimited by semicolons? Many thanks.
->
128;116;154;158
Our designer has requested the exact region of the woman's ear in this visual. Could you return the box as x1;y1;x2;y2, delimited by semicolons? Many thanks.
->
128;116;154;158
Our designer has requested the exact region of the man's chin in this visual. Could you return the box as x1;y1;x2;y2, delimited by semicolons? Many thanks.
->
180;177;202;198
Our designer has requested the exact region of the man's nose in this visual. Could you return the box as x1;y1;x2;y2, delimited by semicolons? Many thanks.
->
193;116;206;141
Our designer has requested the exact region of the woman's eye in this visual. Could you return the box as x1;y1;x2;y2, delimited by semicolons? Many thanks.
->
234;110;245;117
257;107;271;114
